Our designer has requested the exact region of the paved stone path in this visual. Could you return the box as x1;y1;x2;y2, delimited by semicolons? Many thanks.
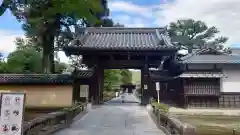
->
52;94;166;135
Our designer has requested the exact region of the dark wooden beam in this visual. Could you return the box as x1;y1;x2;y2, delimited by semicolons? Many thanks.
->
97;60;161;69
64;48;177;56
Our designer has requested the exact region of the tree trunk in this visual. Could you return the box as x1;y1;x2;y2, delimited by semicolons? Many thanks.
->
188;45;193;53
42;46;51;73
42;32;55;73
42;15;61;73
50;15;61;73
49;47;55;73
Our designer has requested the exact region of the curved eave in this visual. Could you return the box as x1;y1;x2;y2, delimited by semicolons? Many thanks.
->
63;46;178;56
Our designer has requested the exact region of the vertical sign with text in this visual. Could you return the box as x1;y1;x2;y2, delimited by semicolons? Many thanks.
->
0;93;25;135
155;82;160;103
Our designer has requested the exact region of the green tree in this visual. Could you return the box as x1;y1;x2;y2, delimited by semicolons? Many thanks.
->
103;69;133;91
114;22;124;27
0;0;23;16
120;69;132;84
54;61;67;74
7;47;42;73
6;38;67;73
104;69;121;91
94;18;124;27
168;19;228;53
3;0;109;73
0;53;7;73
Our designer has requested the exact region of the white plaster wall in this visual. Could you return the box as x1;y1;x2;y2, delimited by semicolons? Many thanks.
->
222;65;240;92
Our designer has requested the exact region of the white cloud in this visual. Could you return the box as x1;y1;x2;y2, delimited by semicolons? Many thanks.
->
109;1;155;18
0;30;70;63
112;15;147;27
0;30;23;54
156;0;240;46
109;1;158;27
109;0;240;46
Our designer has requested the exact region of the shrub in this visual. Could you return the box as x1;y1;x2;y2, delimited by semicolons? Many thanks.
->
151;100;169;113
61;102;83;112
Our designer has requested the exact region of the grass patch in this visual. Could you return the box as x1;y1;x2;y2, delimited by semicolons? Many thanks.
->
151;100;169;113
25;102;84;121
175;115;240;135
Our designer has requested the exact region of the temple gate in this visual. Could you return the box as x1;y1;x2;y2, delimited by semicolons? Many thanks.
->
63;27;183;105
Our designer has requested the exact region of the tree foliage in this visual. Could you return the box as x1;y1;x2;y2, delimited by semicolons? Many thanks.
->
1;0;109;73
104;69;132;91
21;0;106;73
120;69;132;84
1;0;123;73
7;47;42;73
0;38;67;73
104;69;121;91
168;19;228;53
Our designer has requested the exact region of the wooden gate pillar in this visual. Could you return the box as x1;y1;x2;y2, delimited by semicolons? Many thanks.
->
89;76;94;102
76;81;80;102
141;64;150;105
89;66;98;104
72;79;80;104
97;67;104;104
89;65;104;104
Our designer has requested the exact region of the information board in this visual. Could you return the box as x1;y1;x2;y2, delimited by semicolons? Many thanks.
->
80;85;89;98
0;93;25;135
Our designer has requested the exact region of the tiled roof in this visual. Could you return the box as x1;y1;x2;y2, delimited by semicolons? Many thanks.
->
181;48;240;64
0;71;93;84
64;27;177;52
182;55;240;64
179;71;226;78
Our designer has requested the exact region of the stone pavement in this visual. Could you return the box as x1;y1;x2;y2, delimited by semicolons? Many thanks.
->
52;94;166;135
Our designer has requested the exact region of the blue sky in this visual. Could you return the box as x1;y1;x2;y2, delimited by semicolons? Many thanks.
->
0;0;163;32
0;0;240;62
0;9;23;33
0;0;162;32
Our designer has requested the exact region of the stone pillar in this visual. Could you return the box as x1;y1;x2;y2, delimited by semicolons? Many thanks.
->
141;64;150;105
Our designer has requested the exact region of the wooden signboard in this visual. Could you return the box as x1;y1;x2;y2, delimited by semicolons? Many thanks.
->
155;82;160;103
0;92;25;135
155;82;160;91
80;85;89;98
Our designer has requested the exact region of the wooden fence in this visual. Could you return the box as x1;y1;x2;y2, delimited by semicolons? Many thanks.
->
186;93;240;108
219;93;240;108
